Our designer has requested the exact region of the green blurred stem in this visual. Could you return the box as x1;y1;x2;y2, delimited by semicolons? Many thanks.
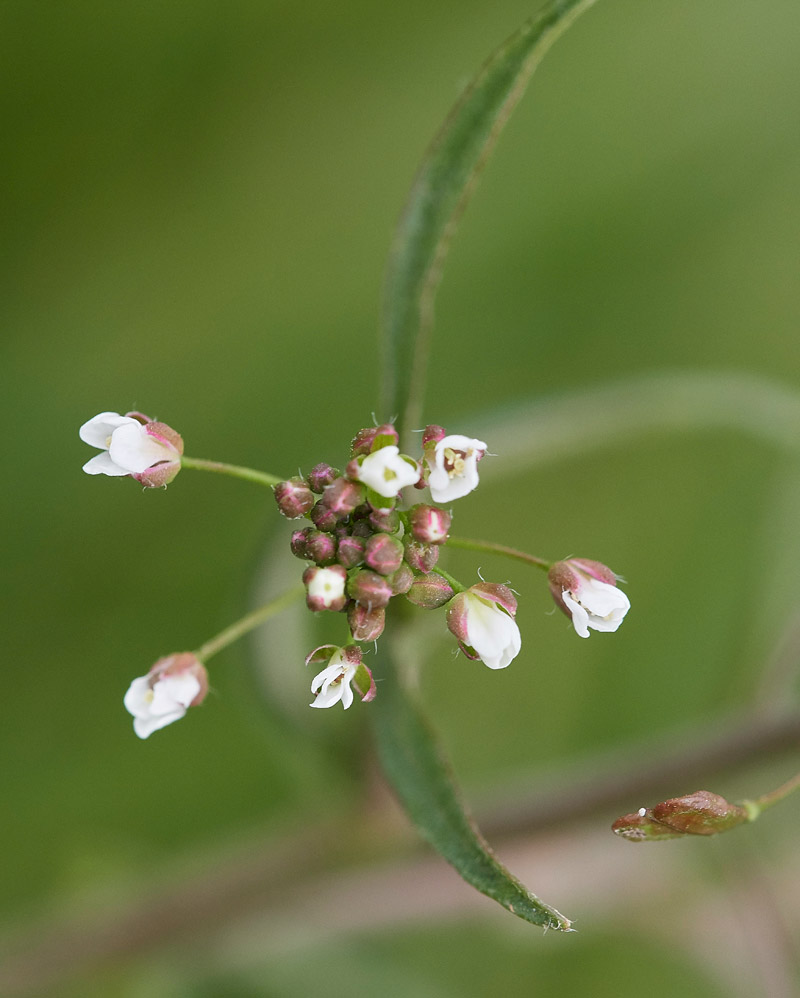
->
431;565;466;593
447;536;551;571
181;455;283;488
193;586;305;662
744;770;800;820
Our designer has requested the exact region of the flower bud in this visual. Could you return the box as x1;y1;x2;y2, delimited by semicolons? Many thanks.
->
369;507;400;533
408;504;451;544
309;501;340;533
346;569;393;609
364;533;405;576
387;563;414;595
336;535;366;569
274;478;315;519
422;424;446;447
403;537;439;573
612;791;750;841
350;518;374;539
320;476;365;517
303;564;347;612
351;423;399;457
548;558;630;639
304;529;337;566
290;528;310;559
446;584;520;669
406;572;455;609
307;462;340;493
348;603;386;642
123;652;208;739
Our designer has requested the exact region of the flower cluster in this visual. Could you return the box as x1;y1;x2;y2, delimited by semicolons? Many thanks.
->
80;410;630;736
273;422;506;708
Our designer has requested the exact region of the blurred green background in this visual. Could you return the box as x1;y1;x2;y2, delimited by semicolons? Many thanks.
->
2;0;799;994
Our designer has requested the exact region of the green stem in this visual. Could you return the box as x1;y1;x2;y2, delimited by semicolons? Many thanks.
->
447;536;551;571
745;770;800;820
431;565;466;594
192;586;305;662
181;456;284;488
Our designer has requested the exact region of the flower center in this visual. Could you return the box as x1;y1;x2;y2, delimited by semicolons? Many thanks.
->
443;447;470;478
383;468;398;482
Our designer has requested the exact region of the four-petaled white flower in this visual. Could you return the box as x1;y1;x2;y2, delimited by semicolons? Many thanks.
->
307;645;374;709
446;583;521;670
427;434;487;503
79;411;182;486
356;445;419;498
548;558;630;638
304;564;348;612
123;653;208;739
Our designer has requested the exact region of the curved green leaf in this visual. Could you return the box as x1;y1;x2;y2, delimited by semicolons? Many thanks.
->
380;0;599;444
371;645;573;931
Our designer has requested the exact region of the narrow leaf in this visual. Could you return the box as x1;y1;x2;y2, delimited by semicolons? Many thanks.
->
371;647;573;931
380;0;598;443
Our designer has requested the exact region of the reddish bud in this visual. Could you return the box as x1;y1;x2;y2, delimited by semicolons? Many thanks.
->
320;477;365;516
387;563;414;595
307;462;340;493
305;529;337;566
364;533;405;576
309;501;340;533
408;504;451;544
403;537;439;573
274;478;315;519
369;507;400;533
346;569;393;610
351;423;399;457
290;528;310;559
613;790;750;841
406;572;455;609
422;424;446;447
336;535;366;569
347;604;386;642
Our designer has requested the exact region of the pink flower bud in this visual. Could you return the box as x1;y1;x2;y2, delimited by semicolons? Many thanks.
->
307;462;340;493
364;533;405;576
369;507;400;533
348;603;386;642
403;537;439;573
304;529;337;566
350;423;399;457
320;477;365;516
408;504;451;544
346;569;393;609
387;563;414;595
406;572;455;609
123;652;208;739
422;424;446;447
548;558;629;639
303;564;347;612
309;501;340;533
273;478;315;519
336;535;366;569
290;529;310;559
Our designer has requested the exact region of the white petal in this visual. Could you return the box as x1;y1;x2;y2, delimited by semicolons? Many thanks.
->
465;596;521;669
357;446;419;498
79;413;137;449
124;676;154;718
82;451;131;476
108;423;176;473
428;435;487;503
133;707;187;739
562;591;590;638
150;674;201;713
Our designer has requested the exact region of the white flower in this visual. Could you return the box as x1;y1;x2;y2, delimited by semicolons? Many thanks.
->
310;649;359;709
356;445;419;498
304;565;347;611
548;558;630;638
562;578;630;638
446;584;521;670
427;434;487;503
79;411;181;480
